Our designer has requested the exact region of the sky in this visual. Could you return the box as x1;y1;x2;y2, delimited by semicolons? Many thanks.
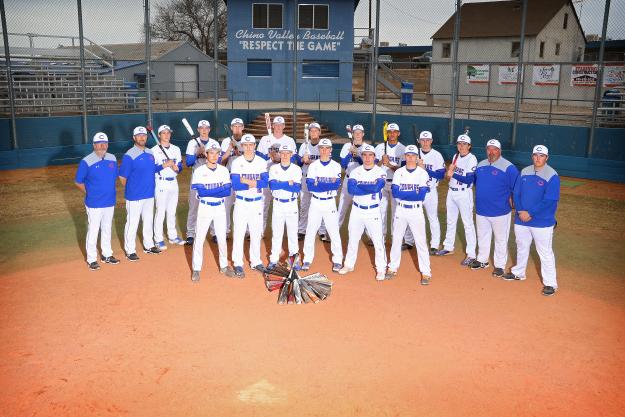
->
3;0;624;49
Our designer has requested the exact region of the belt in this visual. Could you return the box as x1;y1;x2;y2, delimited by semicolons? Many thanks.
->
312;195;334;200
274;197;297;203
200;199;224;206
158;177;176;181
353;202;379;210
236;195;263;202
386;178;393;182
449;186;471;191
398;202;422;209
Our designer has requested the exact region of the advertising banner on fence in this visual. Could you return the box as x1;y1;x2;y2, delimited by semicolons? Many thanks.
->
532;64;560;86
570;64;598;86
498;65;519;85
603;65;625;87
466;64;489;84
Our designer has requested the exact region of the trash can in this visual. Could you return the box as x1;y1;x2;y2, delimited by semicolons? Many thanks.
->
400;81;413;105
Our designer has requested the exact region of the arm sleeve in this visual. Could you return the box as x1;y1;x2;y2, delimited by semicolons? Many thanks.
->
256;172;269;189
391;185;428;201
340;154;352;169
269;179;284;191
185;154;196;167
506;164;520;192
452;171;475;185
291;154;302;166
348;178;376;195
306;177;339;192
255;150;270;161
428;168;445;180
119;155;132;179
177;161;183;173
230;174;249;191
75;160;88;183
513;174;523;211
528;176;560;217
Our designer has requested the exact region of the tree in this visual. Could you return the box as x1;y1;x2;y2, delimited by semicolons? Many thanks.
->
151;0;227;57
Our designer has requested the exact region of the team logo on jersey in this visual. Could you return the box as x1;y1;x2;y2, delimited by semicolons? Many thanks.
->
108;162;115;169
537;180;545;186
492;170;499;176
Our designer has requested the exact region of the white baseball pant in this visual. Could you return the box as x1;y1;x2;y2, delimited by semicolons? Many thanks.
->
511;224;557;288
405;187;440;249
379;181;397;237
232;198;264;268
186;186;199;238
476;213;511;269
337;179;353;226
298;182;326;235
343;205;386;273
270;199;299;263
192;201;228;271
302;198;342;265
442;189;477;258
154;178;180;243
263;188;272;234
124;198;155;254
388;203;431;275
85;206;114;263
209;193;234;238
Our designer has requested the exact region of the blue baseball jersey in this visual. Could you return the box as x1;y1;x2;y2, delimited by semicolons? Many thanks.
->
119;146;159;201
475;156;519;217
513;164;560;228
75;152;118;208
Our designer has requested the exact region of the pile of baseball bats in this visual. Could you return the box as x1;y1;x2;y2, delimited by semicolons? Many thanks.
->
263;255;333;305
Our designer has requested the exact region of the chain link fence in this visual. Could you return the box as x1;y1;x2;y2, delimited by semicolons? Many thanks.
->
1;0;623;153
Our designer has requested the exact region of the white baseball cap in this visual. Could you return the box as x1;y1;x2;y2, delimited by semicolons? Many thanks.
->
419;131;433;140
360;144;375;154
206;142;221;152
532;145;549;155
197;120;210;128
231;118;244;126
241;133;256;144
157;125;172;134
457;134;471;144
133;126;147;136
386;123;400;131
273;116;285;125
279;144;293;153
308;122;321;130
352;124;364;132
486;139;501;149
93;132;108;143
318;138;332;147
404;145;419;155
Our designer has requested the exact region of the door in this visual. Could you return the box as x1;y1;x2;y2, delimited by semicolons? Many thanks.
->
174;64;198;99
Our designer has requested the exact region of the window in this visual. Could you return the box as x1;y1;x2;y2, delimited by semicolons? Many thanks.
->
539;41;545;58
302;60;339;78
442;42;451;58
299;4;329;30
253;3;283;29
555;43;561;56
134;73;146;89
247;59;272;77
563;12;568;29
511;41;520;58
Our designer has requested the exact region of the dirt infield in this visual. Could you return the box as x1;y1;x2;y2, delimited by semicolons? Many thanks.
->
1;165;625;416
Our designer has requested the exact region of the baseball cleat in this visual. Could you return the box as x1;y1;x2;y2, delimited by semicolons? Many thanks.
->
460;257;475;266
401;243;414;251
144;246;161;255
233;266;245;278
429;247;439;256
266;262;277;270
191;271;200;282
126;253;140;262
156;241;168;250
375;271;386;281
252;264;266;274
492;267;505;277
469;260;489;270
88;261;100;271
102;256;120;265
420;275;432;285
502;272;525;281
338;266;354;275
220;267;237;278
542;286;557;296
434;249;453;256
169;237;186;246
184;237;194;246
332;263;342;273
385;270;397;280
301;262;311;271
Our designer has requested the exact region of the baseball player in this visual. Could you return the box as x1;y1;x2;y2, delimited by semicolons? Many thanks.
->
190;142;236;282
337;124;366;227
258;116;296;233
402;131;446;254
152;125;185;250
503;145;560;297
218;117;245;239
268;143;302;269
339;144;387;281
386;145;432;284
435;134;478;266
375;123;405;241
297;122;327;241
184;120;219;245
230;133;269;277
301;138;343;272
120;126;174;260
74;132;119;270
470;139;519;277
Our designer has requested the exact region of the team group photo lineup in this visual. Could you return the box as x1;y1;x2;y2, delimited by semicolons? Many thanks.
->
76;115;560;297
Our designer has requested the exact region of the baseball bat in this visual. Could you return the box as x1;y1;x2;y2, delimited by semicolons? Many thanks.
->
303;123;310;157
146;125;171;160
412;124;422;159
345;124;353;141
264;112;272;136
182;117;206;160
223;123;232;137
382;121;389;154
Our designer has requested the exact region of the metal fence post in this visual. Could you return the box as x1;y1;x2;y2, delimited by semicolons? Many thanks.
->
370;0;380;141
77;0;88;144
213;0;219;131
1;0;18;149
292;0;298;138
448;0;461;144
588;0;611;158
144;0;152;127
511;0;528;149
